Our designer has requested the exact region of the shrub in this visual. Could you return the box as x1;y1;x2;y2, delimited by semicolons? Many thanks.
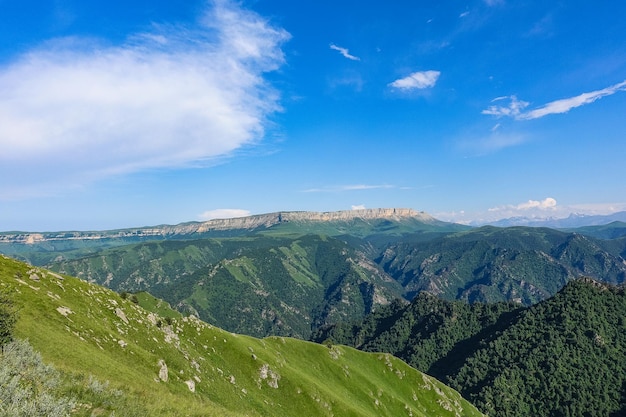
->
0;339;75;416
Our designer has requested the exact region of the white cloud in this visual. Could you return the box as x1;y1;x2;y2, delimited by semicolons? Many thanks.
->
198;208;251;221
482;80;626;120
459;11;470;18
481;95;529;118
519;80;626;119
438;197;560;224
351;205;366;210
515;197;557;210
488;197;558;213
329;44;360;61
0;1;290;200
389;70;440;90
437;199;626;225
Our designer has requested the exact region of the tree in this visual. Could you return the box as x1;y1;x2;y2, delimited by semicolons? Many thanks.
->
0;289;16;347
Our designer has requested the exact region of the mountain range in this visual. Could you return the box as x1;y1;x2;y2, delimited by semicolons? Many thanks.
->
2;208;626;339
0;208;440;244
476;211;626;228
3;208;626;415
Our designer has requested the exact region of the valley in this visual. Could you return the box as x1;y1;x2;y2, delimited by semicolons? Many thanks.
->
2;208;626;416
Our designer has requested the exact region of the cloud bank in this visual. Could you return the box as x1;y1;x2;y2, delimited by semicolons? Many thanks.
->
488;197;558;214
436;199;626;225
0;1;290;200
329;44;360;61
389;70;440;90
482;80;626;120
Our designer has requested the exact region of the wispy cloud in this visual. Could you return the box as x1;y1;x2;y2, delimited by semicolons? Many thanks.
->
389;70;441;90
198;208;251;221
567;202;626;215
482;96;529;118
482;80;626;120
0;1;290;200
459;11;470;18
328;71;364;92
526;14;554;37
521;80;626;119
457;129;528;155
329;44;360;61
303;184;395;193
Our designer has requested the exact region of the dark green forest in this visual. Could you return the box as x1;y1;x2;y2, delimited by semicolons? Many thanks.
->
315;278;626;417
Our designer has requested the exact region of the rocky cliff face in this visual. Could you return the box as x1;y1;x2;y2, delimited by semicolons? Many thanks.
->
0;208;434;244
197;208;433;231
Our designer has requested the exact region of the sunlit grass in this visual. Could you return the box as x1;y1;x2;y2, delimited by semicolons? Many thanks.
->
1;254;484;416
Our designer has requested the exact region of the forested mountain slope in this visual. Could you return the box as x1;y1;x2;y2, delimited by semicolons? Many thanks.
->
40;225;626;339
50;235;405;338
377;226;626;304
4;211;626;341
315;278;626;417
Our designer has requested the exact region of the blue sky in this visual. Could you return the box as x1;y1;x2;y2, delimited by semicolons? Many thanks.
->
1;0;625;231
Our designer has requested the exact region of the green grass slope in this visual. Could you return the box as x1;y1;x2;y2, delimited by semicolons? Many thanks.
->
50;235;405;339
0;255;484;417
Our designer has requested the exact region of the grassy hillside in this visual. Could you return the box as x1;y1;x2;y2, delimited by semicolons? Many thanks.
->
50;235;405;339
316;278;626;416
0;254;484;416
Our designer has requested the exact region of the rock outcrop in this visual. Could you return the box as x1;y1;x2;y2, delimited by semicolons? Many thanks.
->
0;208;434;244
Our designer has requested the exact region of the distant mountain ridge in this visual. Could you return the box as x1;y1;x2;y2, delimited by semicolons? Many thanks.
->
479;211;626;228
0;208;434;243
